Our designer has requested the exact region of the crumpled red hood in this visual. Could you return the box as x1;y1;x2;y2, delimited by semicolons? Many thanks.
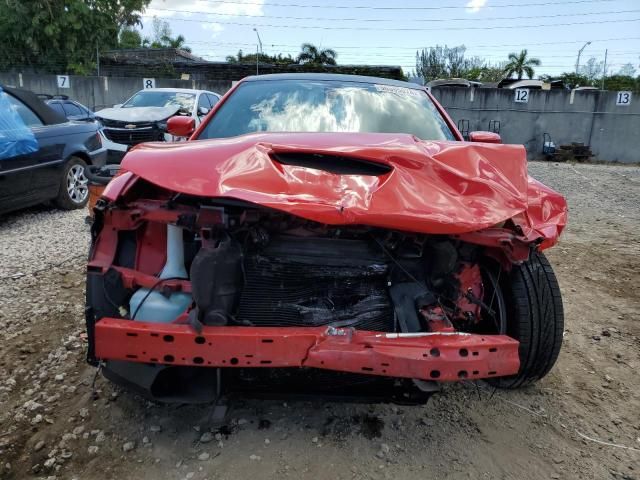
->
119;132;566;238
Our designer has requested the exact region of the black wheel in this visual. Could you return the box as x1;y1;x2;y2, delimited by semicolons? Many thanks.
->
55;157;89;210
489;251;564;389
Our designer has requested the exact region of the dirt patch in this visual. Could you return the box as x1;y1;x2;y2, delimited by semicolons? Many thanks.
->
0;162;639;480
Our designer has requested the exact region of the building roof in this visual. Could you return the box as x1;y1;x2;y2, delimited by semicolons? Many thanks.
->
427;78;483;88
102;48;205;63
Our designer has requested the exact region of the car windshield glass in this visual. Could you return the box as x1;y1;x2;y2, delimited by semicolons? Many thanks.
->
122;91;195;112
199;79;455;141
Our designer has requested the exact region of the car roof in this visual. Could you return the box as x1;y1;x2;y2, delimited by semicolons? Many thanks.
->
241;73;426;90
47;98;92;111
1;85;67;125
138;88;215;94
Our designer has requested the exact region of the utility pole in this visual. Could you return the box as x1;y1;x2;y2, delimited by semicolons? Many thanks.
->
575;41;591;74
601;49;608;90
96;46;100;76
253;28;263;76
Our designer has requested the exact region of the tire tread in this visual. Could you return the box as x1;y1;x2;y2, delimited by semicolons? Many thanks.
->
490;251;564;389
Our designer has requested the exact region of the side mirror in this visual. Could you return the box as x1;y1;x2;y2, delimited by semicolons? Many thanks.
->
167;115;195;138
198;106;210;117
112;104;122;109
468;131;502;144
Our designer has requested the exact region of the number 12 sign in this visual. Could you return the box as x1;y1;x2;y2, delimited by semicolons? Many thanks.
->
616;91;632;106
514;89;529;103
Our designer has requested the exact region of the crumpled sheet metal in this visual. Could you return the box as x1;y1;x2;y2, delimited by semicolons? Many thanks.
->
119;132;567;241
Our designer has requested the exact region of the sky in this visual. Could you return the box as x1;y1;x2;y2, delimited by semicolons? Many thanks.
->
140;0;640;77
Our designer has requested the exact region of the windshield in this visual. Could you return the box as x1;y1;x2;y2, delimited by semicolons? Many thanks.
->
122;91;195;112
198;79;455;141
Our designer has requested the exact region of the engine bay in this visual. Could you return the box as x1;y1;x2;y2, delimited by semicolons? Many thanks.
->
89;190;507;337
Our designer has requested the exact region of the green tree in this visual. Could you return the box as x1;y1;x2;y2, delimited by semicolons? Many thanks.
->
616;63;636;78
578;57;604;81
414;45;504;83
556;72;594;89
226;49;295;65
297;43;337;66
161;34;191;53
144;18;191;52
0;0;150;73
119;28;143;49
464;64;507;82
603;74;639;92
503;49;541;80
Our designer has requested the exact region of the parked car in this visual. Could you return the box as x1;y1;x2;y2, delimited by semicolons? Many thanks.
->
87;74;567;404
95;88;220;163
0;86;107;216
38;94;96;122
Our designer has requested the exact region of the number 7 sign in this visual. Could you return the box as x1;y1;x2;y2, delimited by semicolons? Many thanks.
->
57;75;70;88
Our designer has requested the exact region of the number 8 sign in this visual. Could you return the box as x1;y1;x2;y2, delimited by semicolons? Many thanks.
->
143;78;156;89
616;91;632;106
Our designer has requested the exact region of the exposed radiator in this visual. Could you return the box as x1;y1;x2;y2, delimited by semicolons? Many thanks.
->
236;236;394;331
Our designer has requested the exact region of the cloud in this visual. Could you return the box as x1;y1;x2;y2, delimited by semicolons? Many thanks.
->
465;0;487;13
147;0;265;17
146;0;265;37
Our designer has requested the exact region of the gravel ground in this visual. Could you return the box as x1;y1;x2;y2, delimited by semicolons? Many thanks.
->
0;161;639;480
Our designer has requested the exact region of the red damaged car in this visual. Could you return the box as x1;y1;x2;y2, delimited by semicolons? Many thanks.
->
86;74;567;403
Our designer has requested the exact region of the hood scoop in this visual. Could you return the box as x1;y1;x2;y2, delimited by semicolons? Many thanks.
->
271;152;392;176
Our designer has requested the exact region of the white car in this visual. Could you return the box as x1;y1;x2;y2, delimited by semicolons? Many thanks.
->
96;88;221;163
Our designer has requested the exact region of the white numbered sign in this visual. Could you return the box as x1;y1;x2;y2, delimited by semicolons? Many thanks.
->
616;91;632;106
57;75;70;89
143;78;156;89
514;89;529;103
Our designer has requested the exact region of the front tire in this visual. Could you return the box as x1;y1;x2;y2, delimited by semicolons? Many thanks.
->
490;251;564;389
55;157;89;210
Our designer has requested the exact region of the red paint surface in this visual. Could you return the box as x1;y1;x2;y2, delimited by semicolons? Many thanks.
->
468;131;502;144
95;319;520;382
119;132;567;241
166;116;195;137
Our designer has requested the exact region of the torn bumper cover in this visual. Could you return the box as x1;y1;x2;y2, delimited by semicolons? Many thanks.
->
94;319;520;382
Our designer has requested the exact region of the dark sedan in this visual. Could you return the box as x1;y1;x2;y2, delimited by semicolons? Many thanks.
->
0;86;107;215
39;94;96;122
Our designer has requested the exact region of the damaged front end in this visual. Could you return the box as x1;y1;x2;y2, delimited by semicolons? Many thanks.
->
86;135;567;403
87;191;539;403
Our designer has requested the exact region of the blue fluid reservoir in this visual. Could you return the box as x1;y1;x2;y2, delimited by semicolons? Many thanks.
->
130;224;192;322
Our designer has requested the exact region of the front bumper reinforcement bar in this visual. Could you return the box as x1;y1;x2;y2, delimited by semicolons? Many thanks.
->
94;319;520;382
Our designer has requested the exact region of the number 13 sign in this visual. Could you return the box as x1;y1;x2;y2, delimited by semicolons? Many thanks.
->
616;91;632;106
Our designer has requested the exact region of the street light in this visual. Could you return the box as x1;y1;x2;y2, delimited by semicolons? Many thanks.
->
253;28;263;76
575;41;591;74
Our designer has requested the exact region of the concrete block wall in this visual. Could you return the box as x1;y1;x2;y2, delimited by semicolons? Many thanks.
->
431;87;640;163
1;73;637;162
0;73;232;111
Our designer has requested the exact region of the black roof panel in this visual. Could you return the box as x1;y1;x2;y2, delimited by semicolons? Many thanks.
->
2;85;67;125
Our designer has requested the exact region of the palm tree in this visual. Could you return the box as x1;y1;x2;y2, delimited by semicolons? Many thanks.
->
503;49;541;79
161;34;192;53
297;43;337;66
